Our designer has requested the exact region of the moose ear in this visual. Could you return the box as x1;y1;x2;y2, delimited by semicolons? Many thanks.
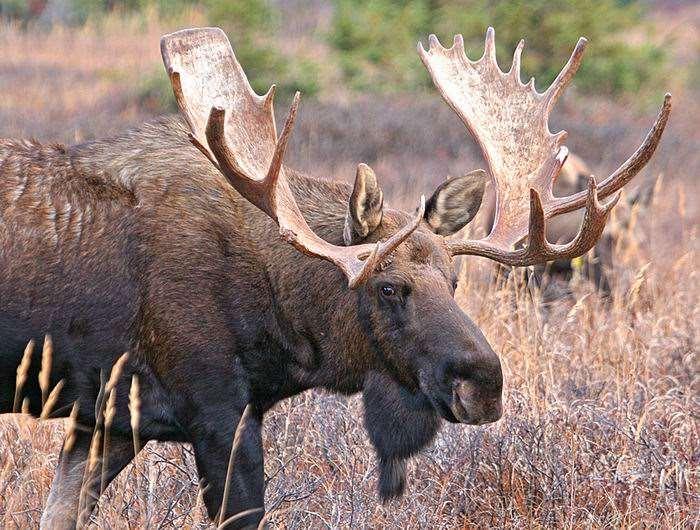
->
424;169;487;236
344;163;384;245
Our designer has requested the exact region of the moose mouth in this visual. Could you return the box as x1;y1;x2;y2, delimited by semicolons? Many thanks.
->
423;377;503;425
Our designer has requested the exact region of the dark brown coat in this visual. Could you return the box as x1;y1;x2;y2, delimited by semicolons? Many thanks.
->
0;116;502;528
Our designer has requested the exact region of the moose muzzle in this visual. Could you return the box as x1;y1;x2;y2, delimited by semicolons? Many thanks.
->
449;377;503;425
420;348;504;426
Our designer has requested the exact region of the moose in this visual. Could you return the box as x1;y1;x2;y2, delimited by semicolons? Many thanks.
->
0;27;670;528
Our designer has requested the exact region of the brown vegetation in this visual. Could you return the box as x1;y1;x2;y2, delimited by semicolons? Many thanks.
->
1;8;698;529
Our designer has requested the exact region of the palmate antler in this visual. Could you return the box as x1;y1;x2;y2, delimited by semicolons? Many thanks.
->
419;28;671;265
161;28;424;288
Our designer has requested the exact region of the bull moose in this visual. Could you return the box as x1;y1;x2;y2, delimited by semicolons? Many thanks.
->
0;27;670;528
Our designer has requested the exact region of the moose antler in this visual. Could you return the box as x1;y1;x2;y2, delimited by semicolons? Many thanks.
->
161;28;424;288
418;28;671;265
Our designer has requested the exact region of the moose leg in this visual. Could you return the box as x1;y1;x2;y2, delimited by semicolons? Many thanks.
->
191;404;265;529
193;405;265;529
41;429;139;529
222;404;265;528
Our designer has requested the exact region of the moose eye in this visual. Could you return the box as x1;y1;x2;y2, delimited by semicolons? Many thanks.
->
380;284;397;298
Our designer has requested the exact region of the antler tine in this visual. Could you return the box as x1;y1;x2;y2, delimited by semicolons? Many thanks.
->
420;27;670;268
545;177;620;260
204;106;256;199
544;37;587;110
526;189;550;254
449;176;619;265
268;92;299;181
483;26;497;63
549;93;672;217
163;27;424;289
509;39;524;81
536;176;620;261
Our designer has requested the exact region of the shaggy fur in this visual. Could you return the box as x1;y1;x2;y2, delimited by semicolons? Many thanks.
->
0;116;502;528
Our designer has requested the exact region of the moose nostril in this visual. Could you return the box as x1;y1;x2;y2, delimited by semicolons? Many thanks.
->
453;379;475;402
450;376;503;425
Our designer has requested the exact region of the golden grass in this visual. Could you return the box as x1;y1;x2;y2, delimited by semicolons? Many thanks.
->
1;11;698;530
0;11;198;142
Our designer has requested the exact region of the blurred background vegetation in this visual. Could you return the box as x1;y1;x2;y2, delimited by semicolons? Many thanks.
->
0;0;678;107
330;0;667;95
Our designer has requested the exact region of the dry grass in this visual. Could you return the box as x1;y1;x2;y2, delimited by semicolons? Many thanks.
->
1;9;698;530
0;11;181;141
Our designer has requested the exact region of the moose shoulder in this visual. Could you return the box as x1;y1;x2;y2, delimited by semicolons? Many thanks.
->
0;26;669;529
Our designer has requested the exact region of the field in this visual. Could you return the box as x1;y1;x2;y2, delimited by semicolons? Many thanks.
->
0;3;698;529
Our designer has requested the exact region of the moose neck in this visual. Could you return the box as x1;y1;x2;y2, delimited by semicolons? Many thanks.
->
252;170;380;398
65;117;382;404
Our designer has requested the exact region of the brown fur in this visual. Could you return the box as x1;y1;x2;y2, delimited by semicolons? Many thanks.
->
0;116;502;528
